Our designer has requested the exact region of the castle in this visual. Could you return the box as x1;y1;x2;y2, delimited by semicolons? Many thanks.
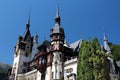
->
9;6;119;80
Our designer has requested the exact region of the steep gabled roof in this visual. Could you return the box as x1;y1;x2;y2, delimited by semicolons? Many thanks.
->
70;39;83;53
23;16;32;42
38;40;50;53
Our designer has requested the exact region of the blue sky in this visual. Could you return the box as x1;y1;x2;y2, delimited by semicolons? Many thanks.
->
0;0;120;65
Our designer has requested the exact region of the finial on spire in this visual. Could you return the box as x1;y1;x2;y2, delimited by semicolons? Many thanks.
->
55;2;61;25
26;16;30;29
28;15;30;25
56;3;59;18
26;8;31;28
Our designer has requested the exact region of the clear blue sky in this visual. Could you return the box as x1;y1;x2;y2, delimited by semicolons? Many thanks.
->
0;0;120;65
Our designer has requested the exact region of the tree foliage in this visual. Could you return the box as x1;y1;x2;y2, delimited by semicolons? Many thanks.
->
77;40;93;80
109;43;120;61
77;38;108;80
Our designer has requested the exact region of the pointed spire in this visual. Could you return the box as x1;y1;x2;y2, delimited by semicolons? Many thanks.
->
104;33;107;41
26;8;31;28
23;16;31;41
56;4;59;18
103;33;111;53
55;3;61;25
26;15;30;28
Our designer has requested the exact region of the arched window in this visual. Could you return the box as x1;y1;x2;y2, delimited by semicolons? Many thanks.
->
39;57;42;64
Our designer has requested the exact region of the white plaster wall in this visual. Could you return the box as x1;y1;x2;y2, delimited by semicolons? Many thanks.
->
36;71;41;80
12;49;32;75
12;54;20;74
64;58;77;80
17;50;31;73
52;52;63;79
25;69;37;80
45;66;52;80
17;74;25;80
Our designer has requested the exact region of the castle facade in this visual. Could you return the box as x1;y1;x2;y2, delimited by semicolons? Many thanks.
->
9;6;119;80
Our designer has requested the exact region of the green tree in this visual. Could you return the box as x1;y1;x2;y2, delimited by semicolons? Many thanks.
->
109;43;120;61
77;40;94;80
77;38;108;80
92;38;107;80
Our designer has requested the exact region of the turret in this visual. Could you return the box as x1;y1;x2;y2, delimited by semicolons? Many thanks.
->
50;6;64;80
50;6;65;51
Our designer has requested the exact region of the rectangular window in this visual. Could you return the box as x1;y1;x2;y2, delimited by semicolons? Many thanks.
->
42;59;44;64
52;72;54;79
39;58;42;64
60;72;62;78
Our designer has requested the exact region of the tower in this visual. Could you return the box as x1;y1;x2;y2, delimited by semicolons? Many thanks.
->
11;17;33;80
50;6;65;80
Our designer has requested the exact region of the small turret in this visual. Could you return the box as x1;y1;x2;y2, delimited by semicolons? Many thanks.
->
33;34;38;43
50;6;65;39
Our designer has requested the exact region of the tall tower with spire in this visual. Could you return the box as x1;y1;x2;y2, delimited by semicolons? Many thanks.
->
103;33;119;80
11;17;33;80
50;6;65;80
